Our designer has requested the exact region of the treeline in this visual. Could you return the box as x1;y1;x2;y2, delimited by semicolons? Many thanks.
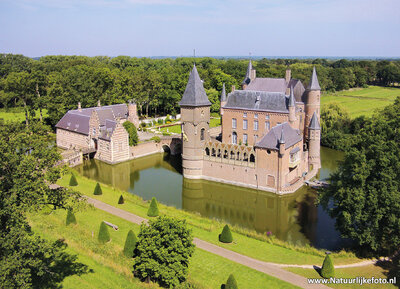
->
1;54;399;127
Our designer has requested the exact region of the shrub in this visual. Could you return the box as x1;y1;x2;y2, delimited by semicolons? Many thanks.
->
65;210;77;226
123;230;138;258
94;182;102;195
219;225;233;243
118;195;124;204
162;132;170;136
321;254;335;278
210;112;220;118
147;197;159;217
133;216;195;288
157;118;163;124
150;136;161;143
69;174;78;186
140;122;146;128
98;222;111;243
225;274;238;289
123;121;139;146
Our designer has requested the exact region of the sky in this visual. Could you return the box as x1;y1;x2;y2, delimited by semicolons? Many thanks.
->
0;0;399;58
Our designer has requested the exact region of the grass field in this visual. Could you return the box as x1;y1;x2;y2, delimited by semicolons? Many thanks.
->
321;86;400;118
159;118;221;135
0;108;48;122
28;206;300;289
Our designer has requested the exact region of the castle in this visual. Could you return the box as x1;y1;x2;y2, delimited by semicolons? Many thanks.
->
180;62;321;194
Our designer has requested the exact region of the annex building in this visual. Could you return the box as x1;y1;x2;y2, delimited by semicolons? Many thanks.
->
180;62;321;194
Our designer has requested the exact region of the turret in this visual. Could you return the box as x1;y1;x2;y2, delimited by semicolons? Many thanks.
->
242;60;256;89
179;64;211;179
304;67;321;138
308;112;321;170
128;100;140;128
288;86;296;126
278;129;285;156
220;83;227;116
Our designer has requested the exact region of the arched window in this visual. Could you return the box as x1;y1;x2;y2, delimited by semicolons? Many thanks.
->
211;148;216;157
236;151;240;160
230;151;235;159
217;149;221;158
223;150;228;159
243;152;248;162
200;128;205;141
232;132;237;144
250;154;255;163
205;147;210;156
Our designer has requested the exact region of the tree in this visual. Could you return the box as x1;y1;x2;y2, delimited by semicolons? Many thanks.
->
320;255;335;278
319;98;400;255
93;182;102;195
98;222;111;243
133;216;195;288
122;121;138;146
147;197;159;217
69;174;78;186
123;230;137;258
118;195;124;204
66;210;77;226
219;225;233;243
225;274;238;289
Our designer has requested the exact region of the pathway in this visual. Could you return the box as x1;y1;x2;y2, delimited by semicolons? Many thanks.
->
85;197;329;289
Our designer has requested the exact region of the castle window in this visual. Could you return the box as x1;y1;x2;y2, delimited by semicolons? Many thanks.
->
243;112;247;118
230;151;235;160
265;115;270;120
205;147;210;156
254;113;258;119
265;121;270;131
217;149;221;157
254;120;258;131
211;148;216;157
243;133;248;145
243;152;248;162
223;150;228;159
200;128;205;141
232;132;237;144
243;119;248;130
232;118;237;129
250;154;255;163
237;151;240;160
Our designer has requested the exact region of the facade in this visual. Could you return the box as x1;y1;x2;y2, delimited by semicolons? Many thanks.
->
180;63;321;194
56;101;139;164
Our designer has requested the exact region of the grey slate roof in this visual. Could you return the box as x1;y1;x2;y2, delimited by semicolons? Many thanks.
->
96;108;115;126
307;67;321;90
221;83;227;102
245;78;287;92
179;64;211;107
99;119;118;141
308;111;320;130
224;90;289;113
56;112;90;135
255;122;302;150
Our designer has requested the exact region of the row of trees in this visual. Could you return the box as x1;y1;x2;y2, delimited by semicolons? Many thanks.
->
1;54;399;127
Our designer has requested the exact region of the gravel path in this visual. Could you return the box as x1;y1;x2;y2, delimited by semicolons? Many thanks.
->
85;196;331;289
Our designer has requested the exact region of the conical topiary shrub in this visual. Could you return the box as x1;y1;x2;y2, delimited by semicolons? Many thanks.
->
94;182;102;195
321;254;335;278
118;195;124;204
69;174;78;186
147;197;159;217
66;210;77;226
219;225;233;243
225;274;238;289
123;230;138;258
98;221;111;243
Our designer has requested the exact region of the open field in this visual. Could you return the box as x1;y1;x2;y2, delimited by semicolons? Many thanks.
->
0;108;48;122
28;206;300;289
321;86;400;118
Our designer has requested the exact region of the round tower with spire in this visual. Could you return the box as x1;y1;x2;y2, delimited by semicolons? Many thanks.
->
304;67;321;138
308;111;321;170
179;64;211;179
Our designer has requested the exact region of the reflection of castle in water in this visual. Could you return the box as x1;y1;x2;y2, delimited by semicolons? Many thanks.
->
182;178;318;246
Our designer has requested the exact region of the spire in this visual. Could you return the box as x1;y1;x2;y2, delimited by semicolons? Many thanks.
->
307;66;321;90
279;127;285;144
308;111;320;130
179;64;211;107
288;85;295;107
242;60;252;85
221;83;227;102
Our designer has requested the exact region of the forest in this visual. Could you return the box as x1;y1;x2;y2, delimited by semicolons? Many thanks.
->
0;54;400;127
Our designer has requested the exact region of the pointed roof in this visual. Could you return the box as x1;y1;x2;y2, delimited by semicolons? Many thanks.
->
242;60;252;85
279;128;285;144
221;83;227;102
288;85;295;107
307;67;321;90
308;111;320;130
179;64;211;107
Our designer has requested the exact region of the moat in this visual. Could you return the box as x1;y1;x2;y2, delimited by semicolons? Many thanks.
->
76;146;349;251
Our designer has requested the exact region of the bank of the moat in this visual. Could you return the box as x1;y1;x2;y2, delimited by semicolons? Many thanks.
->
76;146;350;251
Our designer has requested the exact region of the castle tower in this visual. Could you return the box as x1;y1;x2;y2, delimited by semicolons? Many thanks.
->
128;100;140;128
304;67;321;138
308;112;321;170
179;64;211;179
242;60;256;89
288;86;296;126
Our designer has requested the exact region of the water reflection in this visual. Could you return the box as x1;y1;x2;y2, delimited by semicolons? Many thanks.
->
76;146;347;250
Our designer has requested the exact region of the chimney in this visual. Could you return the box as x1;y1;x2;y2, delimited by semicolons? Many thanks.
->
78;102;82;111
231;85;236;92
285;69;291;83
97;99;101;107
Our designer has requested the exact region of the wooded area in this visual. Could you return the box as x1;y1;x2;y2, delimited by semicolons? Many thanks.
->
1;54;399;127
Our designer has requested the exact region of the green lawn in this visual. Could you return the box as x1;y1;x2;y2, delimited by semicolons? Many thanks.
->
321;86;400;118
285;265;396;289
159;118;221;135
0;108;48;122
28;206;300;289
58;173;361;266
